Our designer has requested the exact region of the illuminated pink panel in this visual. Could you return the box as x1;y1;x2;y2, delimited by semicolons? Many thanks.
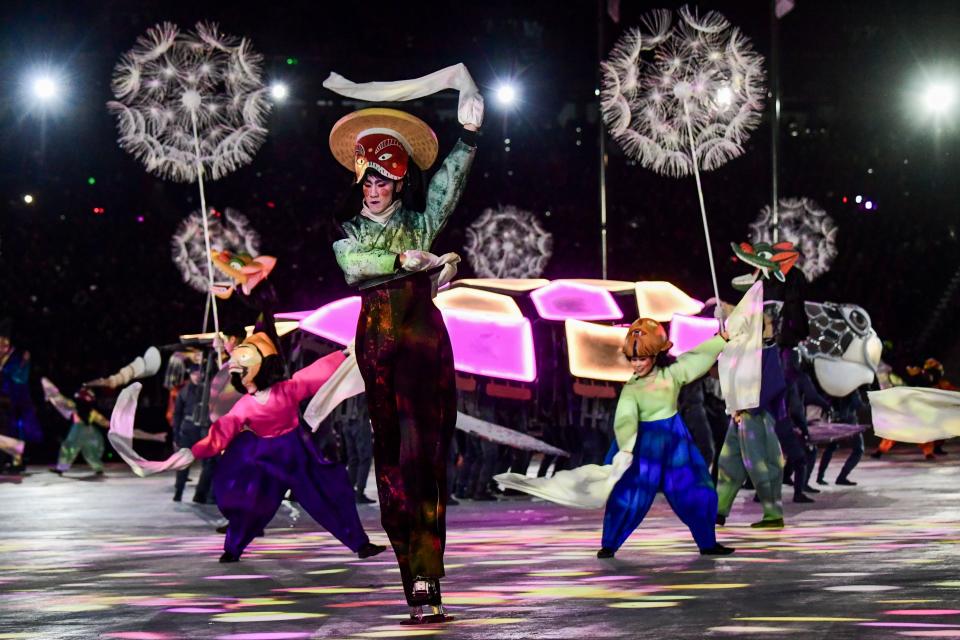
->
530;281;623;321
274;310;315;321
298;297;361;345
440;310;537;382
668;314;720;356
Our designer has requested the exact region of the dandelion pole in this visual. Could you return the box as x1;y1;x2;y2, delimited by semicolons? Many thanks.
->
600;6;766;317
108;22;271;355
682;99;722;309
186;103;221;347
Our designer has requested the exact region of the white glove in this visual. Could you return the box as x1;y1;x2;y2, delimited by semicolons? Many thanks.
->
401;250;441;272
453;65;484;129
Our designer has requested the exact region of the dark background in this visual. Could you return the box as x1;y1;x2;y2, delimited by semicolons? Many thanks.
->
1;0;958;397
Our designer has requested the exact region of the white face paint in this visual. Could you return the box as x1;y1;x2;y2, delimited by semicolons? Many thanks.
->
362;174;398;214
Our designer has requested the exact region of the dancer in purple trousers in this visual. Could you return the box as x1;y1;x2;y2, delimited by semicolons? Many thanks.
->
186;332;384;563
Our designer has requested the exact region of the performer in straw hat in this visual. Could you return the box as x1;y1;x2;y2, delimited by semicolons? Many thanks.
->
326;63;482;623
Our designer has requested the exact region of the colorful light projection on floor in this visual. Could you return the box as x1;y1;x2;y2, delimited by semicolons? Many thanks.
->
564;320;632;382
635;281;704;321
531;281;623;321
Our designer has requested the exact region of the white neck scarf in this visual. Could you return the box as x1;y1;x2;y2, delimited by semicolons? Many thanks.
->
360;200;401;225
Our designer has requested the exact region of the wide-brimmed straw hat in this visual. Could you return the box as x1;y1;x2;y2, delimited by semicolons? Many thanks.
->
329;108;438;177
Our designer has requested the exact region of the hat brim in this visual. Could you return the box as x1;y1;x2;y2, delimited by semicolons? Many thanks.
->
329;108;438;175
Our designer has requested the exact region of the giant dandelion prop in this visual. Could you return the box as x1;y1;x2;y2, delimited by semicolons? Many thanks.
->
108;22;270;344
750;197;837;282
601;6;766;307
465;206;553;278
171;207;261;292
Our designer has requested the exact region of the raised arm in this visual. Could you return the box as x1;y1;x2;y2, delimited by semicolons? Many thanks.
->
422;135;477;241
332;237;399;286
41;377;75;421
667;335;727;387
289;350;348;401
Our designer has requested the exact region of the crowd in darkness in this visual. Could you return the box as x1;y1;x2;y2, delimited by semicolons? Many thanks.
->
1;0;958;460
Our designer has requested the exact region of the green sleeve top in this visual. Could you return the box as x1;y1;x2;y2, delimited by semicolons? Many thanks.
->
613;335;726;451
332;139;476;286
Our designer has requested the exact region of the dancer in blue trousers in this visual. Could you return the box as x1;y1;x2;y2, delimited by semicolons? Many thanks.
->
598;318;735;558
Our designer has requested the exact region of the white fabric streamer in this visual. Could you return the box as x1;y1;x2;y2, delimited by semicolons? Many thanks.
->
323;63;484;128
303;349;367;430
717;280;764;413
868;387;960;444
107;382;195;477
496;449;633;510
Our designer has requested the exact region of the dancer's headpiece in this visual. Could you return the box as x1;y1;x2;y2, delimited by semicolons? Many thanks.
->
622;318;672;358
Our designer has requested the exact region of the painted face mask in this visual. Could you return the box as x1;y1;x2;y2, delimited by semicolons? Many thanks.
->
354;130;410;183
228;333;277;392
730;241;800;291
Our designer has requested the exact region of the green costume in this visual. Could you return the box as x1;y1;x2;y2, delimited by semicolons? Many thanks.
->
57;420;106;473
716;345;786;524
716;412;784;521
333;139;475;285
333;136;475;608
45;383;107;474
602;337;727;553
613;336;727;450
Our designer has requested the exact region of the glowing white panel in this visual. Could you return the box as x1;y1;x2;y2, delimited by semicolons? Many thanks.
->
635;281;704;322
434;287;523;318
566;278;636;292
565;320;633;382
455;278;549;292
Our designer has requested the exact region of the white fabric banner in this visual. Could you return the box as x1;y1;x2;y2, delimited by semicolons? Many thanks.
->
718;280;764;413
868;387;960;443
323;63;484;128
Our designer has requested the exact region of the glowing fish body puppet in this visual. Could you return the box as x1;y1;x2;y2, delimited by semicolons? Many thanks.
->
765;299;882;398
